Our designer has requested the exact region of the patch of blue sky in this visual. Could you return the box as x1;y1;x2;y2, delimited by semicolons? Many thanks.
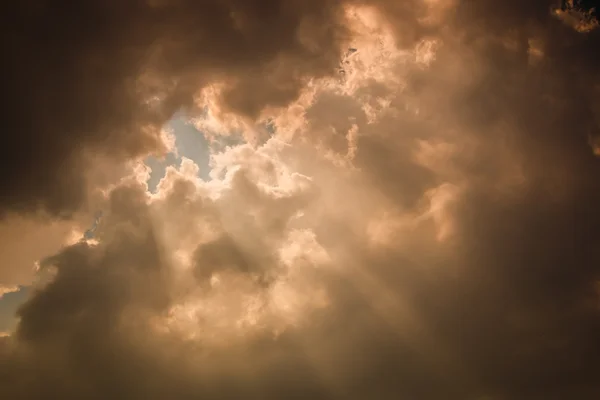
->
260;118;277;144
83;210;103;240
145;111;254;191
145;112;212;192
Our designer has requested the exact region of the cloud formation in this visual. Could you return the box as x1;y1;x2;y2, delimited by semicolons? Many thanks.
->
1;1;600;399
1;0;348;217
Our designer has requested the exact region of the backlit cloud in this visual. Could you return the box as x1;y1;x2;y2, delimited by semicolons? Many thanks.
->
1;1;600;399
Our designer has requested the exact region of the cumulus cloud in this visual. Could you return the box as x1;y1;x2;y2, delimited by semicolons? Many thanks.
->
1;1;600;399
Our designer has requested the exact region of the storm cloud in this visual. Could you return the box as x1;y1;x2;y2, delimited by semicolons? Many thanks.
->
1;1;600;399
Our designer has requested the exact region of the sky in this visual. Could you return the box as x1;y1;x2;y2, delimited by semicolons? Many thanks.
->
1;1;600;399
145;113;213;190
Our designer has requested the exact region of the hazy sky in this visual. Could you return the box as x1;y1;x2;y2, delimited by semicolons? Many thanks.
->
1;1;600;399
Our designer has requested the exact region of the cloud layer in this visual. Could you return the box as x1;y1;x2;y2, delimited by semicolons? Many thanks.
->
1;1;600;399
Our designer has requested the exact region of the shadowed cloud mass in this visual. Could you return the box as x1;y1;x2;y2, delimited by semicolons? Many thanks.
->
1;1;600;399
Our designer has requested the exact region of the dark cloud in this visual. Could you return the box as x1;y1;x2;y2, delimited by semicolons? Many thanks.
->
0;0;348;217
349;0;600;397
2;1;600;399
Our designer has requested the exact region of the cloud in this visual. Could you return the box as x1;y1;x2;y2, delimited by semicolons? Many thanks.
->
1;1;600;399
0;215;87;286
1;0;350;218
554;0;599;32
0;286;19;299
